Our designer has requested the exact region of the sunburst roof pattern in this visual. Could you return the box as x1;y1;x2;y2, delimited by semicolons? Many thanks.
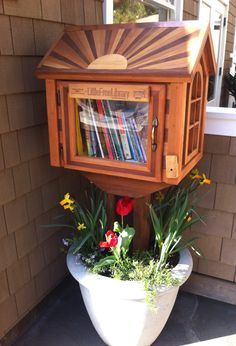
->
37;21;213;77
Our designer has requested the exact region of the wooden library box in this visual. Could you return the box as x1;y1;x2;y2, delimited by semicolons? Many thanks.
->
36;21;216;197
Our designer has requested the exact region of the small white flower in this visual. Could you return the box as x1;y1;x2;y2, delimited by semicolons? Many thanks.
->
62;238;69;247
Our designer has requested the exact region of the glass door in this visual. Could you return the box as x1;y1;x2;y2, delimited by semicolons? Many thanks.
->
74;96;148;163
59;82;166;182
198;0;229;106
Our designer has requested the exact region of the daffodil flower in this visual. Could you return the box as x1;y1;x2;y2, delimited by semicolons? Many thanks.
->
77;223;86;231
156;191;165;202
199;173;211;185
184;212;192;222
60;193;75;211
190;169;202;180
190;170;211;185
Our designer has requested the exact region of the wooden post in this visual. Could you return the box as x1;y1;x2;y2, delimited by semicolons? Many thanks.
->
133;195;151;250
107;193;116;228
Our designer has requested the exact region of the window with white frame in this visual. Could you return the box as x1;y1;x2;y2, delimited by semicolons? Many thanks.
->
230;20;236;76
103;0;183;24
198;0;229;107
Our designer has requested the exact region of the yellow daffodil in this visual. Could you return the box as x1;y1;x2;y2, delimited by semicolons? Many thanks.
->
190;169;202;180
184;212;192;222
77;223;86;231
63;204;74;211
199;173;211;185
190;170;211;185
156;191;165;202
60;193;75;211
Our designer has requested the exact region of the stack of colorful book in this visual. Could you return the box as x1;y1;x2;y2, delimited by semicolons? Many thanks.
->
76;99;147;163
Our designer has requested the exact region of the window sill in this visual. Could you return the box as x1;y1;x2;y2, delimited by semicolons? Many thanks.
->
205;107;236;137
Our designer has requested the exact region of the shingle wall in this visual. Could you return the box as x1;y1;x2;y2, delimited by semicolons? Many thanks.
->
185;135;236;298
183;0;198;20
0;0;103;338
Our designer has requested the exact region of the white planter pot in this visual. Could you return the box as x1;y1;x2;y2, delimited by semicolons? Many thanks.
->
67;249;193;346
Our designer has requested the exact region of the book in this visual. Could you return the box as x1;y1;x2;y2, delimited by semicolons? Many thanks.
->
115;111;132;160
120;112;138;162
102;100;124;161
126;118;143;162
88;99;104;158
79;101;94;157
75;100;85;156
96;100;114;160
91;100;108;158
131;117;147;162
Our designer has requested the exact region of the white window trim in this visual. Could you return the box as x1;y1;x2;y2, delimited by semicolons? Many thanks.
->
103;0;113;24
103;0;184;24
229;18;236;73
175;0;183;21
198;0;229;107
205;107;236;136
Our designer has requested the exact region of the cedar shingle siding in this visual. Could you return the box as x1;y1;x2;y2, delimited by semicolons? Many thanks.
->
0;0;103;338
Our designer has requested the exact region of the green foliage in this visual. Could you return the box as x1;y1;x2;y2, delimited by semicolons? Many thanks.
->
120;226;135;257
72;188;107;254
113;0;157;23
150;175;206;270
49;186;107;255
224;72;236;101
89;251;179;308
93;223;135;266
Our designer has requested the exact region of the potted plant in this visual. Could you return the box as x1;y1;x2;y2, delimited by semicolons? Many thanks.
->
57;170;210;346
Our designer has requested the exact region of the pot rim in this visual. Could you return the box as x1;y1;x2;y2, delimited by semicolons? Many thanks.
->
67;248;193;299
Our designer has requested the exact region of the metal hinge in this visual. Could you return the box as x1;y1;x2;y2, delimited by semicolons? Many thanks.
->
56;89;61;106
223;17;226;27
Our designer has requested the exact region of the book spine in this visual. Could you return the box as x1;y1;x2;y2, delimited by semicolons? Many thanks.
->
103;100;124;161
131;117;147;162
102;101;119;160
91;100;108;158
88;99;104;158
75;101;84;155
120;112;137;162
126;118;142;162
86;104;97;156
115;111;132;160
80;103;93;157
96;100;114;160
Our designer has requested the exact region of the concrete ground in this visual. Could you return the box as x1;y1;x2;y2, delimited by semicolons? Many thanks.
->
13;277;236;346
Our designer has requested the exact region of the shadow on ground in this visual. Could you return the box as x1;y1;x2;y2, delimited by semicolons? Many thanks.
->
12;277;236;346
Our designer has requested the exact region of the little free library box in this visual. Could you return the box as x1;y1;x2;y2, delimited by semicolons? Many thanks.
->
36;21;216;197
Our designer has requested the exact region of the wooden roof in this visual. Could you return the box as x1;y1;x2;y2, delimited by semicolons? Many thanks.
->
36;21;216;82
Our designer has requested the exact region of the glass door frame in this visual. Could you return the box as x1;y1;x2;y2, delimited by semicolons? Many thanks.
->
58;81;166;183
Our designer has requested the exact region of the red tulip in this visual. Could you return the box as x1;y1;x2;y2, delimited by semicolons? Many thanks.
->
116;197;134;216
99;230;118;248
